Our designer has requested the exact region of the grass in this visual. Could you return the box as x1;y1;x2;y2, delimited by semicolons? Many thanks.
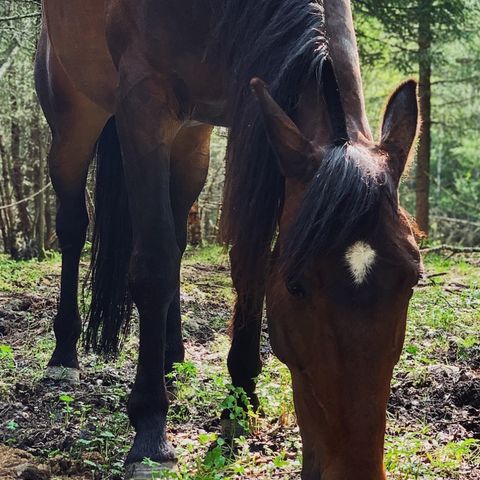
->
0;251;61;293
403;254;480;369
0;246;479;479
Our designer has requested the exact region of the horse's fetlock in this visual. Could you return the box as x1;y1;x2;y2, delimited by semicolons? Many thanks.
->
128;391;169;429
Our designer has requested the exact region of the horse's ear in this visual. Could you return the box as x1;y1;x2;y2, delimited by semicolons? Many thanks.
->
321;58;349;144
251;78;315;180
381;80;419;184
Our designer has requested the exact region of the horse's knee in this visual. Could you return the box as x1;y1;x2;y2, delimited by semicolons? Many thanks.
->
129;250;180;306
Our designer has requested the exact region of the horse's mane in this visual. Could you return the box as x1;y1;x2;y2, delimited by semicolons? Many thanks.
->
281;144;396;278
215;0;327;289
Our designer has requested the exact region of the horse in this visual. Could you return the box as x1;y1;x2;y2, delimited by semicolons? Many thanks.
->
35;1;422;479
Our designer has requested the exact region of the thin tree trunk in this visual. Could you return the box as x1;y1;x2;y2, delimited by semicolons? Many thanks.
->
45;184;54;248
0;135;9;250
188;201;202;246
10;96;32;242
0;175;8;250
32;106;46;260
416;0;432;235
0;45;19;82
0;133;17;254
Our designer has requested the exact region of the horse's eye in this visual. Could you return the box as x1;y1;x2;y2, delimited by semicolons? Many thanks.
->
286;279;306;298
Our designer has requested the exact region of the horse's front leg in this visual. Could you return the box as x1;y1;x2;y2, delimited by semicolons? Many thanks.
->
116;74;182;478
165;123;212;384
222;247;267;437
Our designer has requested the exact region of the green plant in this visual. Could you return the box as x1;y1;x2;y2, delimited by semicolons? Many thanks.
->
59;393;74;426
221;385;255;435
6;420;18;431
427;439;480;474
456;335;478;361
0;344;14;369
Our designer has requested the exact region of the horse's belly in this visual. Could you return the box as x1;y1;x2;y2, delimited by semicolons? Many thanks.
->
43;0;118;112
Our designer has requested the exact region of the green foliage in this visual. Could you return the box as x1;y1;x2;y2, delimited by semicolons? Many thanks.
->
354;1;480;242
386;427;480;479
184;245;228;266
355;0;479;72
221;384;254;434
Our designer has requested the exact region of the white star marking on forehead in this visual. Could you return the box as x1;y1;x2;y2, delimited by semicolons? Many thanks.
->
345;241;377;285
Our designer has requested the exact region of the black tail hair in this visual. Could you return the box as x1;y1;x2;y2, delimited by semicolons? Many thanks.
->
84;117;133;357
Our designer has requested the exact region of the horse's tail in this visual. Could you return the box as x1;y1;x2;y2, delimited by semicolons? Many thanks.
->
84;116;133;357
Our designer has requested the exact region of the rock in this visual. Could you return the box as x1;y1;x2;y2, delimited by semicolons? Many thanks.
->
14;464;50;480
428;364;461;379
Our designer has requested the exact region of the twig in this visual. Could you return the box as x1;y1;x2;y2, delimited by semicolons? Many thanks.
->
0;12;41;22
417;272;447;288
426;272;448;279
0;182;52;210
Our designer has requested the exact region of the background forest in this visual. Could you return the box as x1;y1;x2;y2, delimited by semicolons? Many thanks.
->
0;0;479;254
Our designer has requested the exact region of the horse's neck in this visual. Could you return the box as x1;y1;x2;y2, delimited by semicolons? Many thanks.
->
293;79;332;149
324;0;372;142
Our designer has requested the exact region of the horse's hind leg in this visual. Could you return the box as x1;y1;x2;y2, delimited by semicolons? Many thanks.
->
36;32;109;381
44;115;107;381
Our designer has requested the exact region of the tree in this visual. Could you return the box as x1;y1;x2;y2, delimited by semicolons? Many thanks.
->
355;0;479;235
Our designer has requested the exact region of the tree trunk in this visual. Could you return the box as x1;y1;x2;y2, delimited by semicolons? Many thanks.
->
0;133;17;254
0;135;9;250
45;185;55;248
32;106;46;260
188;201;202;247
0;45;19;82
10;96;32;243
416;0;432;235
0;174;8;250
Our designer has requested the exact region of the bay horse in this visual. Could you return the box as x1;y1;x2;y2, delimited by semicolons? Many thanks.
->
35;1;422;479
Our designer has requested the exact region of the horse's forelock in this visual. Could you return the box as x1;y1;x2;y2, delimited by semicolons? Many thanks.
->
281;144;395;278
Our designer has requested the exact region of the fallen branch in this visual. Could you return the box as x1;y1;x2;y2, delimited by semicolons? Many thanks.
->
432;215;480;229
421;245;480;255
417;272;448;288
